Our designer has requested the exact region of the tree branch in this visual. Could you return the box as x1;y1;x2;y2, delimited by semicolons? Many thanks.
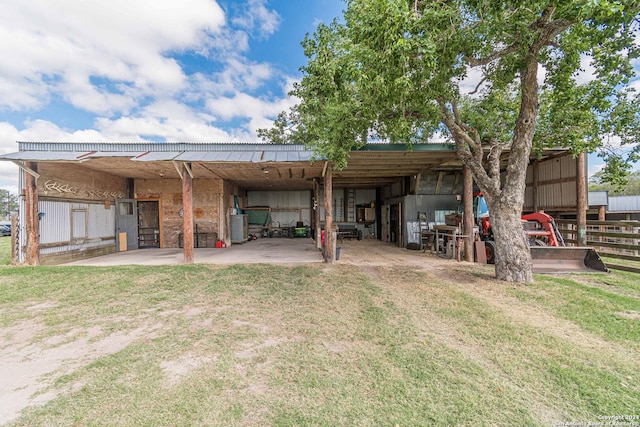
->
467;43;519;67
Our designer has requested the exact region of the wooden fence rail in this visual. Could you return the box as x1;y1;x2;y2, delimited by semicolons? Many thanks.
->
555;219;640;273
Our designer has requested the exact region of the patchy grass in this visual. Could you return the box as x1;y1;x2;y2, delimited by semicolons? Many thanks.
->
0;236;11;265
1;253;639;426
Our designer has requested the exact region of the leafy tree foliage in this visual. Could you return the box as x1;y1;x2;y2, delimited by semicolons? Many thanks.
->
590;169;640;195
259;1;640;283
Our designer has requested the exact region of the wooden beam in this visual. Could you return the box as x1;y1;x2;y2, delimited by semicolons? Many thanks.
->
434;172;445;195
172;161;183;179
314;178;322;250
532;160;539;212
324;163;335;263
576;153;587;246
452;172;460;195
182;162;194;263
11;160;40;179
414;171;423;195
184;162;194;179
25;161;40;265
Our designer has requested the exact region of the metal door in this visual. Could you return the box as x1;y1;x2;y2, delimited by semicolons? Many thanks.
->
115;199;138;251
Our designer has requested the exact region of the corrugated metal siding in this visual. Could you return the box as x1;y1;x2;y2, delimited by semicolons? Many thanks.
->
247;190;312;226
525;153;578;211
71;209;87;239
609;195;640;212
0;151;83;161
17;142;309;153
88;204;115;237
588;191;608;207
36;200;115;255
39;201;71;244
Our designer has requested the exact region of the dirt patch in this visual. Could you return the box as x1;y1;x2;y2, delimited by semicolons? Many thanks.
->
616;310;640;320
0;319;162;425
160;353;218;385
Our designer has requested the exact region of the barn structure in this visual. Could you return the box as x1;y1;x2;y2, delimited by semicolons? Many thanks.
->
0;141;587;265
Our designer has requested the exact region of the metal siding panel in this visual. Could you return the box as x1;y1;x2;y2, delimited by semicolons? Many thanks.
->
261;152;276;162
72;209;88;239
133;152;180;161
609;195;640;212
524;186;533;210
88;204;115;238
588;191;608;206
0;151;86;161
538;160;552;182
562;182;577;207
38;201;71;244
561;155;576;179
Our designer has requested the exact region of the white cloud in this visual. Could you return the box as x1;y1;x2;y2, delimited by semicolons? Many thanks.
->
574;55;598;86
0;121;109;192
0;0;226;113
94;100;239;141
231;0;281;38
0;0;310;190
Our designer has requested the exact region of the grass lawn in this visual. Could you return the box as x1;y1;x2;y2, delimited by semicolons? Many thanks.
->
1;240;639;426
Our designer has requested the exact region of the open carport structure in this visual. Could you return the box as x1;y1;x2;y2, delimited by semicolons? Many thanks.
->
0;141;583;266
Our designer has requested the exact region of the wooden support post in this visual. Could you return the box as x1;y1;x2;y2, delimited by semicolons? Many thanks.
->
324;164;335;263
314;178;322;250
463;166;474;262
598;205;606;221
182;162;194;263
25;161;40;266
532;160;539;212
598;205;606;245
576;153;587;246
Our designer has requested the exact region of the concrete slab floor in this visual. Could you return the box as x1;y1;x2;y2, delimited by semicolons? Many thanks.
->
61;237;324;266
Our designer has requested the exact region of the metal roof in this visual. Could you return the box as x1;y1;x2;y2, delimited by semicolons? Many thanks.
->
0;140;550;191
14;141;313;153
608;195;640;212
0;151;89;161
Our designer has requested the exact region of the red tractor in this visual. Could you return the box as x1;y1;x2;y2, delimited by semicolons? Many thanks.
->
473;193;607;273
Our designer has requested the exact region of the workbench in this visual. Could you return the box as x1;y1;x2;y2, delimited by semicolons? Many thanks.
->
433;224;469;261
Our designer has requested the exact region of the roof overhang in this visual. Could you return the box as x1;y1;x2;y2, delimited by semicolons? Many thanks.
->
0;142;567;191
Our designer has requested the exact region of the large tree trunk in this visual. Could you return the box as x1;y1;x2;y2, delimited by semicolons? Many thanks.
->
489;197;533;283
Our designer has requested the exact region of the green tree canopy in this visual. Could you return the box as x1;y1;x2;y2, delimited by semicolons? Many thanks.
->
260;0;640;283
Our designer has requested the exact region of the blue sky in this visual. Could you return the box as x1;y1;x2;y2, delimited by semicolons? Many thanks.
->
0;0;637;192
0;0;345;191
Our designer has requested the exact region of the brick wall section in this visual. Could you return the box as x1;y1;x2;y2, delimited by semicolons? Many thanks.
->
136;178;226;248
37;163;127;201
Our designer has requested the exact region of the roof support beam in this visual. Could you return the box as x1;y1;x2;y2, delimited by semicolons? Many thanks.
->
184;162;194;179
11;160;40;179
172;161;183;179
